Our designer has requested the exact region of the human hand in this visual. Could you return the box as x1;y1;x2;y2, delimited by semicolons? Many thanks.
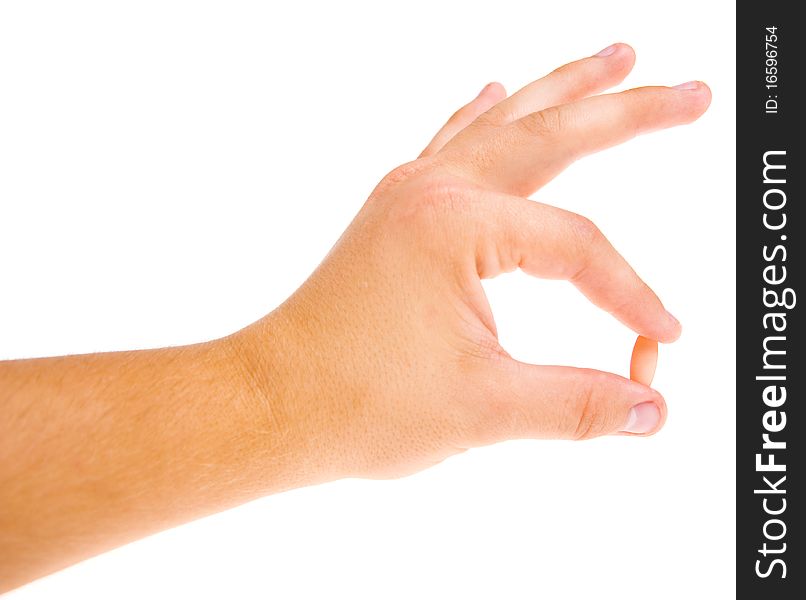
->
0;44;711;588
236;43;711;480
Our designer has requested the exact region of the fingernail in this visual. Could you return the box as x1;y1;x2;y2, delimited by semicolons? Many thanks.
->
673;81;700;91
595;44;618;57
666;310;680;328
477;83;493;97
621;402;660;434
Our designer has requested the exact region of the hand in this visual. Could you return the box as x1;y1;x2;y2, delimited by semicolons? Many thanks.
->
236;43;711;480
0;44;711;588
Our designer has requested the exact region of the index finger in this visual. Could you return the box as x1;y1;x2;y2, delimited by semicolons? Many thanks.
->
475;194;681;342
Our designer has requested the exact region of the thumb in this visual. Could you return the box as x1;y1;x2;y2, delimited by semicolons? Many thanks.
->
471;358;667;444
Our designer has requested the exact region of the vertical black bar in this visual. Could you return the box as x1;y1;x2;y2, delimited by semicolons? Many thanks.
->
737;2;802;597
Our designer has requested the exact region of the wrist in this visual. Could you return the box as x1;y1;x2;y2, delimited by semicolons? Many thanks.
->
221;306;345;492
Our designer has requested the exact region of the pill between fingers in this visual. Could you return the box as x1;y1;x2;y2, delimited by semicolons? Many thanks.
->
630;335;658;386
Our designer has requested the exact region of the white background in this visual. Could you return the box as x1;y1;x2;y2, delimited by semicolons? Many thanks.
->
1;1;735;598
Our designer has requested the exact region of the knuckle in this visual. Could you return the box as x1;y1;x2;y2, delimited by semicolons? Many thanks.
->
571;213;602;246
566;213;603;279
447;105;468;126
411;164;481;213
417;180;473;216
385;174;474;230
569;371;612;440
548;64;575;88
550;59;606;95
381;160;428;188
519;106;562;138
478;104;513;127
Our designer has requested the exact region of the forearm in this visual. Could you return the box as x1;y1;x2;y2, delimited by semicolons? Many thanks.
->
0;313;313;591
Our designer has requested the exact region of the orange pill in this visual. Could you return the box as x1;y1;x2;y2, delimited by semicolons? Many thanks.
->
630;335;658;386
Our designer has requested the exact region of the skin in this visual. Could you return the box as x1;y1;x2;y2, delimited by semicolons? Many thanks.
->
0;43;710;592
